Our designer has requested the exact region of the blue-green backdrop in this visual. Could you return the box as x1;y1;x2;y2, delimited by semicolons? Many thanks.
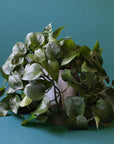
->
0;0;114;144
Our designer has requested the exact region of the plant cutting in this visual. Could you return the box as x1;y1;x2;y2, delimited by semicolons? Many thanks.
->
0;23;114;130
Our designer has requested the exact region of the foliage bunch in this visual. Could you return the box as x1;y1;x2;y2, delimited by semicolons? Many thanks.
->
0;23;114;130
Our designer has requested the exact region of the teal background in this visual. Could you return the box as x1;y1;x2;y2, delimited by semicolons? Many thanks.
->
0;0;114;144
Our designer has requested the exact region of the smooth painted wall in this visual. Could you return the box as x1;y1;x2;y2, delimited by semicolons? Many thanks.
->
0;0;114;80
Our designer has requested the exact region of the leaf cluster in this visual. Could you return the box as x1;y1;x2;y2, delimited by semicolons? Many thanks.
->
0;23;114;130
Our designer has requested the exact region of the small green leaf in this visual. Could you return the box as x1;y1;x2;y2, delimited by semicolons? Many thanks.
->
32;96;49;115
0;66;8;80
19;96;32;107
94;116;100;130
43;23;52;42
81;61;97;72
21;114;37;125
67;115;88;130
52;26;65;39
46;42;61;60
0;87;6;97
8;72;23;91
25;32;45;47
0;103;8;117
22;63;42;81
34;49;46;64
93;41;99;52
61;69;72;82
12;42;27;55
65;96;85;117
24;80;52;101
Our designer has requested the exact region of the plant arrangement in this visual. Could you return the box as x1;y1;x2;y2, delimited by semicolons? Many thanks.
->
0;23;114;130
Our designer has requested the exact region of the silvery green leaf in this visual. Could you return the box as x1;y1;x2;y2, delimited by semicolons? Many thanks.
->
0;103;8;117
12;42;27;55
19;96;32;107
24;80;51;101
32;96;49;115
34;49;46;64
22;63;42;81
11;52;24;65
46;42;61;60
8;73;23;90
25;32;45;47
43;23;53;42
6;87;16;94
2;53;15;75
10;94;21;114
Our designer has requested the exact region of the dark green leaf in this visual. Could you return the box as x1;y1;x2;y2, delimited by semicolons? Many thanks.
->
12;42;27;55
44;60;59;82
65;96;85;116
93;99;114;124
61;69;72;82
67;115;88;130
22;63;42;81
0;66;8;80
24;80;52;101
0;87;6;97
25;32;45;47
112;80;114;86
52;26;65;39
32;96;49;115
79;46;91;55
85;72;95;88
8;72;23;90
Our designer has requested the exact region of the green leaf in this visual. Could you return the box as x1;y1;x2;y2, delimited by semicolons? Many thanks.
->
67;115;88;130
79;46;91;55
25;32;45;47
9;94;21;114
44;60;59;82
21;114;37;125
0;103;8;117
94;116;100;130
33;48;46;64
2;53;15;75
22;63;42;81
11;52;24;65
24;80;52;101
32;96;49;115
43;23;52;42
19;96;32;107
65;96;85;117
61;52;79;66
81;61;98;72
0;66;8;80
93;41;99;52
85;72;95;88
12;42;27;55
61;69;72;82
93;99;114;124
0;87;6;97
8;72;23;90
52;26;65;39
46;42;61;60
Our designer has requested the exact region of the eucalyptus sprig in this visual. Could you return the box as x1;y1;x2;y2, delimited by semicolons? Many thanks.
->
0;23;114;130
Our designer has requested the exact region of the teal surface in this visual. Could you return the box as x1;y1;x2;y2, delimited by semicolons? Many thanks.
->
0;116;114;144
0;0;114;144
